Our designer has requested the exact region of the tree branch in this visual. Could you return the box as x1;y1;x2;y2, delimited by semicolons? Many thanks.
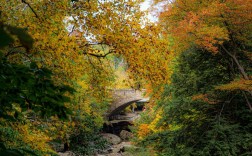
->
21;0;39;19
83;50;114;58
242;91;252;111
220;45;250;80
68;25;75;36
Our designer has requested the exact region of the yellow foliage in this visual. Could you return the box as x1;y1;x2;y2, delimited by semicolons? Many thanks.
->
114;68;134;89
77;79;89;90
156;0;252;56
12;122;55;154
148;110;163;132
1;0;177;153
137;124;151;139
215;78;252;91
192;94;218;104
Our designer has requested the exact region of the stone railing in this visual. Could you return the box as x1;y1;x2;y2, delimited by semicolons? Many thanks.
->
107;89;148;117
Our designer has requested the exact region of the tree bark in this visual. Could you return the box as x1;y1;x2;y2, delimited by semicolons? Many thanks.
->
221;45;250;80
221;45;252;110
242;91;252;111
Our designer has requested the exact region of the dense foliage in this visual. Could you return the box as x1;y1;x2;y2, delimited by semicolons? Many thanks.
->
135;0;252;155
0;0;251;155
137;49;252;155
0;0;169;155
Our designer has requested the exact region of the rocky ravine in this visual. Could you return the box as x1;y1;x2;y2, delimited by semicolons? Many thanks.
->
98;131;135;156
59;131;136;156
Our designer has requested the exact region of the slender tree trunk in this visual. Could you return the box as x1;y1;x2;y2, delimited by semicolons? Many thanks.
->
64;142;69;151
229;52;249;80
221;45;252;110
221;45;250;80
242;92;252;110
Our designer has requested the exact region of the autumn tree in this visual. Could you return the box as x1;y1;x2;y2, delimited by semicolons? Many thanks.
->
156;0;252;109
0;22;74;155
134;0;252;155
0;0;172;155
137;48;252;155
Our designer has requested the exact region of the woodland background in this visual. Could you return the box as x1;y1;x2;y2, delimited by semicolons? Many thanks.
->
0;0;251;155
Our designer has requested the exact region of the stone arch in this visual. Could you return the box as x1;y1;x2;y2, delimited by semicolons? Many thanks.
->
108;99;141;117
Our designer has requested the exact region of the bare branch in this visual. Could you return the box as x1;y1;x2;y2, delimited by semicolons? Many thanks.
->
221;45;250;80
68;25;75;36
242;91;252;111
21;0;39;19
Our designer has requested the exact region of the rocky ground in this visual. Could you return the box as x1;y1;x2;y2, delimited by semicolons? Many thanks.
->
59;113;139;156
97;141;133;156
58;132;135;156
98;131;135;156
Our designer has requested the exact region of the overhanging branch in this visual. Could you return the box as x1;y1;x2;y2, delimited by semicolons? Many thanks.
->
21;0;39;19
83;50;114;58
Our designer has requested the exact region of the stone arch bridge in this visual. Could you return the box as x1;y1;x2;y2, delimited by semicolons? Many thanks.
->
108;89;149;118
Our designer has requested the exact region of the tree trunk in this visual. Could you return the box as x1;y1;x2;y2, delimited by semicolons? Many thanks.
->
221;45;252;110
221;45;250;80
243;91;252;111
64;142;69;151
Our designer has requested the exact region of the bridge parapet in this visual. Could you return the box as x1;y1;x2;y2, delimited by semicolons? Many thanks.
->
112;89;146;99
108;89;148;117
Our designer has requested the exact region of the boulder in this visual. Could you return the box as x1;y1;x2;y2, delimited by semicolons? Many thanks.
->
97;147;113;155
58;151;75;156
119;130;133;140
102;133;122;145
50;142;64;152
